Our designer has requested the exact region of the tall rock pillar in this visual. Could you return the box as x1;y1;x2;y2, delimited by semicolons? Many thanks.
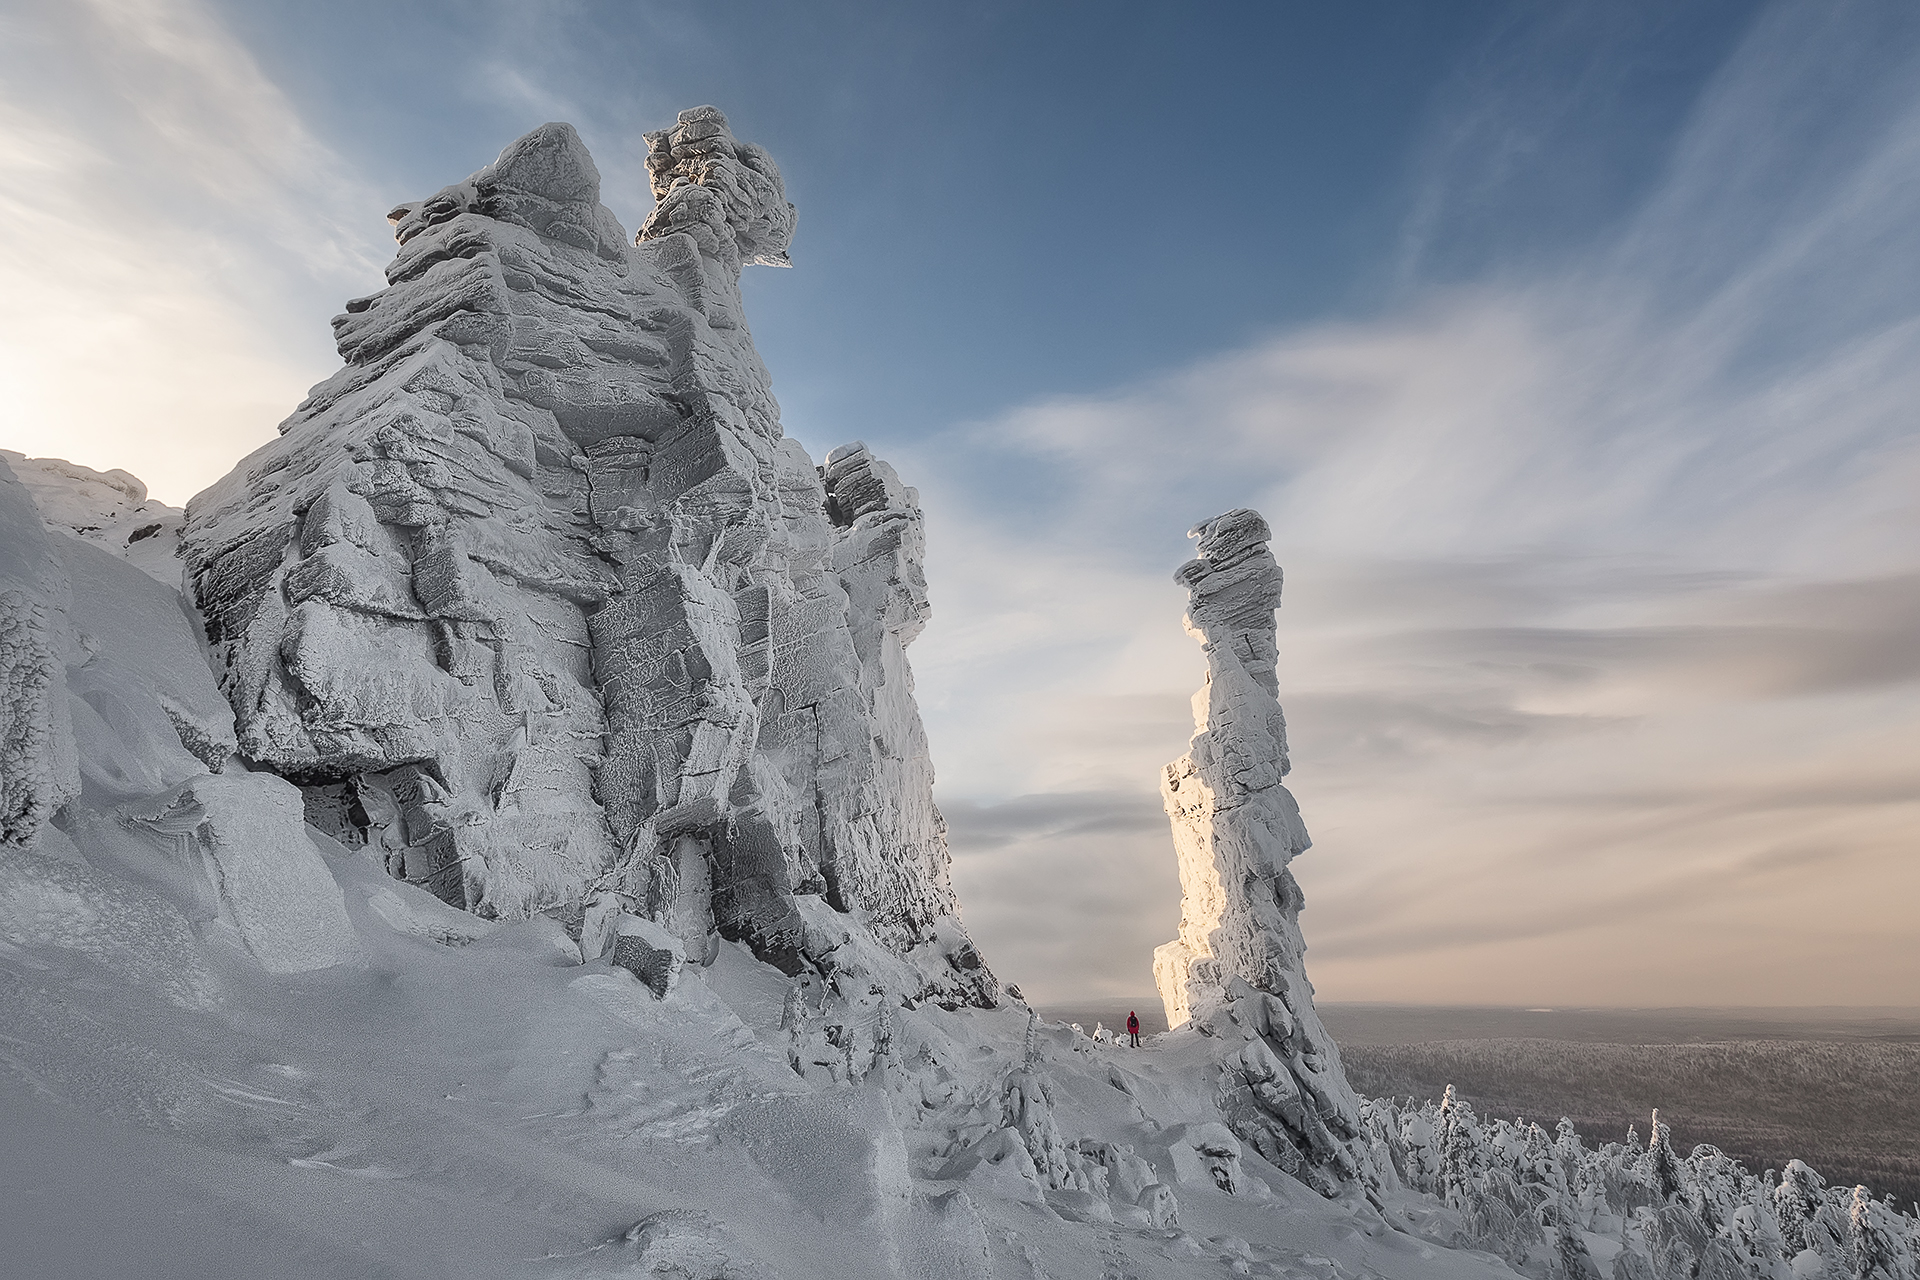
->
1153;508;1370;1195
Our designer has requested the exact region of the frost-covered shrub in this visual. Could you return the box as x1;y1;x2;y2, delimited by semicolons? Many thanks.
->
1379;1088;1920;1280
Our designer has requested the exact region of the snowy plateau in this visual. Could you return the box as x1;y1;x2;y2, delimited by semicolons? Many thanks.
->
2;109;1914;1280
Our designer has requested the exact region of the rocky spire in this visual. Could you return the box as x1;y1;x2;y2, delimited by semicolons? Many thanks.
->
181;114;993;1006
1153;509;1371;1194
638;106;796;274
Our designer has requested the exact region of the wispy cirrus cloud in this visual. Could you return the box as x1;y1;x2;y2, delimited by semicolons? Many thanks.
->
0;0;388;503
919;1;1920;1006
4;0;1913;1011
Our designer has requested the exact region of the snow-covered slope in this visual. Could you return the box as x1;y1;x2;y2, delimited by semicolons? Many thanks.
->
3;438;1500;1276
0;449;186;586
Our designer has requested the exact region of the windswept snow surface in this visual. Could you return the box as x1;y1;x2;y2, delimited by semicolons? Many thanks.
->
5;852;1915;1278
0;860;1512;1280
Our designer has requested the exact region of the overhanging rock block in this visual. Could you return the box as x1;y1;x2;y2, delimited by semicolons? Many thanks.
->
610;913;685;997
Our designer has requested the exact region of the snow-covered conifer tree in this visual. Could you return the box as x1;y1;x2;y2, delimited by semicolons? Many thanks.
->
1647;1110;1687;1205
1851;1186;1919;1280
1436;1085;1488;1206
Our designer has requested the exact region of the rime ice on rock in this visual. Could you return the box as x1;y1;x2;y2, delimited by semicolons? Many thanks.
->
10;104;1920;1280
638;105;797;273
181;111;992;1005
1;450;186;587
0;458;80;847
1152;508;1370;1194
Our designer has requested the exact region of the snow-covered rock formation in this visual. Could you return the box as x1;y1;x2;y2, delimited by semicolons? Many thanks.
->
179;112;991;1004
0;461;80;847
0;450;186;586
13;105;1913;1280
1153;509;1370;1194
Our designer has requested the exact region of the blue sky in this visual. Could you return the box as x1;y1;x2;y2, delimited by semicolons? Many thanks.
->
5;0;1918;1007
216;0;1519;414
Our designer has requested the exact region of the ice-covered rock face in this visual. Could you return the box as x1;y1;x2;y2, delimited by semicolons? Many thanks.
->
1152;508;1370;1194
1154;509;1298;1024
180;111;992;1005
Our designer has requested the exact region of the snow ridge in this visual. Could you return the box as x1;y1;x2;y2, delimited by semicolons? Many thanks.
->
0;450;186;587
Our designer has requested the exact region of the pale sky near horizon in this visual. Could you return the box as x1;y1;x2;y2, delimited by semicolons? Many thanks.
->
4;0;1917;1008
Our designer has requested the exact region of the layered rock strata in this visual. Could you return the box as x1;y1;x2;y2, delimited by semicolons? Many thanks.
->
1152;509;1370;1194
181;111;991;1003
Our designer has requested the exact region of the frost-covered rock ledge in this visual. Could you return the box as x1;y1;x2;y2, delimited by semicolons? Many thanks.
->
2;110;1914;1280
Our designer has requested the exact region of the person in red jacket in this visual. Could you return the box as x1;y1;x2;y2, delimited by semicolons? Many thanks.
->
1126;1011;1140;1047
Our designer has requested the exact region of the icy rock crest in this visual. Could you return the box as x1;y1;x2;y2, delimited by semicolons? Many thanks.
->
0;450;186;587
1152;508;1370;1194
639;104;797;273
180;111;991;1005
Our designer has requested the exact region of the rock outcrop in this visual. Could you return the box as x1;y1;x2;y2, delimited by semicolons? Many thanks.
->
0;450;186;587
180;111;992;1004
1152;508;1370;1194
9;98;1919;1280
